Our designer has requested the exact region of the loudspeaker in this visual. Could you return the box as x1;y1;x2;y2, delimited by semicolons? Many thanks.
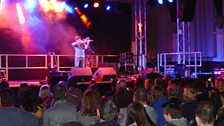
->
68;67;93;86
93;67;117;81
47;71;68;86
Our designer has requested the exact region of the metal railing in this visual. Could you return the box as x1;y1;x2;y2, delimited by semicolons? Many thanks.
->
157;52;202;78
0;54;119;80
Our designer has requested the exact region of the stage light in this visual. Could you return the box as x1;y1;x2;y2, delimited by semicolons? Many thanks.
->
84;3;89;8
158;0;163;4
93;2;99;8
0;0;3;10
16;3;25;24
106;5;111;11
64;3;73;13
168;0;173;3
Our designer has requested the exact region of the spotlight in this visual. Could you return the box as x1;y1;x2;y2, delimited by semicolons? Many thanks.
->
93;2;99;8
158;0;163;4
168;0;173;3
84;3;88;8
106;5;111;11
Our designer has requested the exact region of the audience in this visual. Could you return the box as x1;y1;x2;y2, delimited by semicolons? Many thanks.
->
163;102;188;126
133;88;157;124
42;83;78;126
39;84;53;109
94;98;120;126
195;101;215;126
2;71;224;126
0;88;39;126
152;85;169;126
78;89;100;126
126;102;155;126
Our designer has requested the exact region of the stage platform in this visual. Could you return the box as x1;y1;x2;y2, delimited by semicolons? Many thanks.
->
8;80;42;88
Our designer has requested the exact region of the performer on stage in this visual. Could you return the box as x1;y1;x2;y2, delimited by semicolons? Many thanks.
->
71;36;92;67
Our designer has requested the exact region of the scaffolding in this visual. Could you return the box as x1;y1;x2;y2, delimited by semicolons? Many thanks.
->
134;0;147;71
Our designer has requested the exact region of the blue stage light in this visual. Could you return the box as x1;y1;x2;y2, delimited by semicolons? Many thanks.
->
64;3;74;14
106;5;111;11
84;3;89;8
168;0;174;3
158;0;163;4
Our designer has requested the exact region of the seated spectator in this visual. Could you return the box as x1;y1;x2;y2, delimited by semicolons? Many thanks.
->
195;101;215;126
93;98;120;126
152;85;169;126
181;85;197;123
20;88;45;118
0;88;39;126
126;102;155;126
163;102;188;126
78;89;100;126
39;84;53;108
42;83;78;126
133;88;157;125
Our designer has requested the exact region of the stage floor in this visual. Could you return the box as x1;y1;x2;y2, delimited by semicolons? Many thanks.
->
8;80;42;88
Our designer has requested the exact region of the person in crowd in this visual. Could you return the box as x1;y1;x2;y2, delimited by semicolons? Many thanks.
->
0;88;39;126
115;80;132;126
167;84;182;105
66;84;83;111
195;101;215;126
39;84;53;108
126;102;155;126
93;98;120;126
14;83;30;107
152;85;169;126
42;83;78;126
181;85;198;123
20;88;45;118
214;111;224;126
78;89;100;126
133;88;157;125
163;102;188;126
0;80;9;89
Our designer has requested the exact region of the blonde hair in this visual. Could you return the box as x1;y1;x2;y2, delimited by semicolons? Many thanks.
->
183;85;197;101
39;85;51;98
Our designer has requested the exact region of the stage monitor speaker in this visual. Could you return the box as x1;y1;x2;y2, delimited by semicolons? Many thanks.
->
68;67;93;86
93;67;117;81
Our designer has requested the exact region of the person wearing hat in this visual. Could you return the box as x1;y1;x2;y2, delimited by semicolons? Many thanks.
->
71;36;91;67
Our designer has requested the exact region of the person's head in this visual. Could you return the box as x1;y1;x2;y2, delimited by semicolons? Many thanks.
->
195;101;215;126
116;80;127;93
216;78;224;92
53;83;67;100
0;88;14;106
183;85;197;101
81;89;98;116
126;102;153;126
163;102;182;122
74;36;81;41
0;80;9;89
152;85;165;100
98;98;118;122
18;83;30;97
167;84;182;99
133;88;148;104
39;84;51;98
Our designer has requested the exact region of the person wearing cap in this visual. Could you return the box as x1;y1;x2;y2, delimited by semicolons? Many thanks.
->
71;36;91;67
